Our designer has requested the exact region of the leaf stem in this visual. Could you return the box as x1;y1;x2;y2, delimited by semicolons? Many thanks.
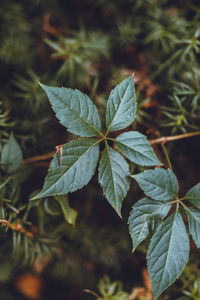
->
161;143;173;170
150;131;200;145
105;127;110;137
170;198;188;207
22;130;200;165
83;289;100;298
179;201;188;210
22;151;56;164
0;176;11;190
106;137;114;141
23;137;105;165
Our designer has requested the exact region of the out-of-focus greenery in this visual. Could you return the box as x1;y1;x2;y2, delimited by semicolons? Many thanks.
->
0;0;200;299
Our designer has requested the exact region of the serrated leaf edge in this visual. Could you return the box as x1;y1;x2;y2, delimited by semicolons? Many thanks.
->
33;138;101;199
39;83;103;137
147;210;189;299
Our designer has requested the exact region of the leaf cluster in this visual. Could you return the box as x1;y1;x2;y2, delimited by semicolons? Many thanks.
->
97;276;129;300
34;76;160;217
33;75;200;299
1;1;200;299
129;168;200;299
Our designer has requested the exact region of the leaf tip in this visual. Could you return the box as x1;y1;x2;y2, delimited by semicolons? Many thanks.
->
38;81;45;90
117;211;122;218
30;192;42;201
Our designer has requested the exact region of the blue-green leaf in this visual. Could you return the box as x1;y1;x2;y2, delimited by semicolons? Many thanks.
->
128;198;171;250
148;214;163;233
106;75;136;133
28;191;42;208
40;84;102;137
185;183;200;209
98;144;130;216
55;195;77;227
185;207;200;247
134;168;179;200
1;134;23;174
34;138;100;199
114;131;161;166
147;211;189;299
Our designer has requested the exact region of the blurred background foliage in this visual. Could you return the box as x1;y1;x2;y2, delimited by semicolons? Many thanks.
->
0;0;200;299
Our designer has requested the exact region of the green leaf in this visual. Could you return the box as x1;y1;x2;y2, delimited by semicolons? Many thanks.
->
44;198;61;215
185;207;200;247
11;165;33;184
128;198;171;250
147;211;189;299
134;168;179;200
1;134;23;174
114;131;161;166
28;199;41;208
185;183;200;209
55;195;78;227
98;144;130;216
97;276;129;300
40;84;102;137
34;138;100;199
106;75;136;133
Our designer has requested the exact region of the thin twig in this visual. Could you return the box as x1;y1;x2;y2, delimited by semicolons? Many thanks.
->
161;143;173;170
0;219;34;237
83;289;101;298
21;131;200;165
22;151;55;165
150;131;200;144
0;176;11;189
